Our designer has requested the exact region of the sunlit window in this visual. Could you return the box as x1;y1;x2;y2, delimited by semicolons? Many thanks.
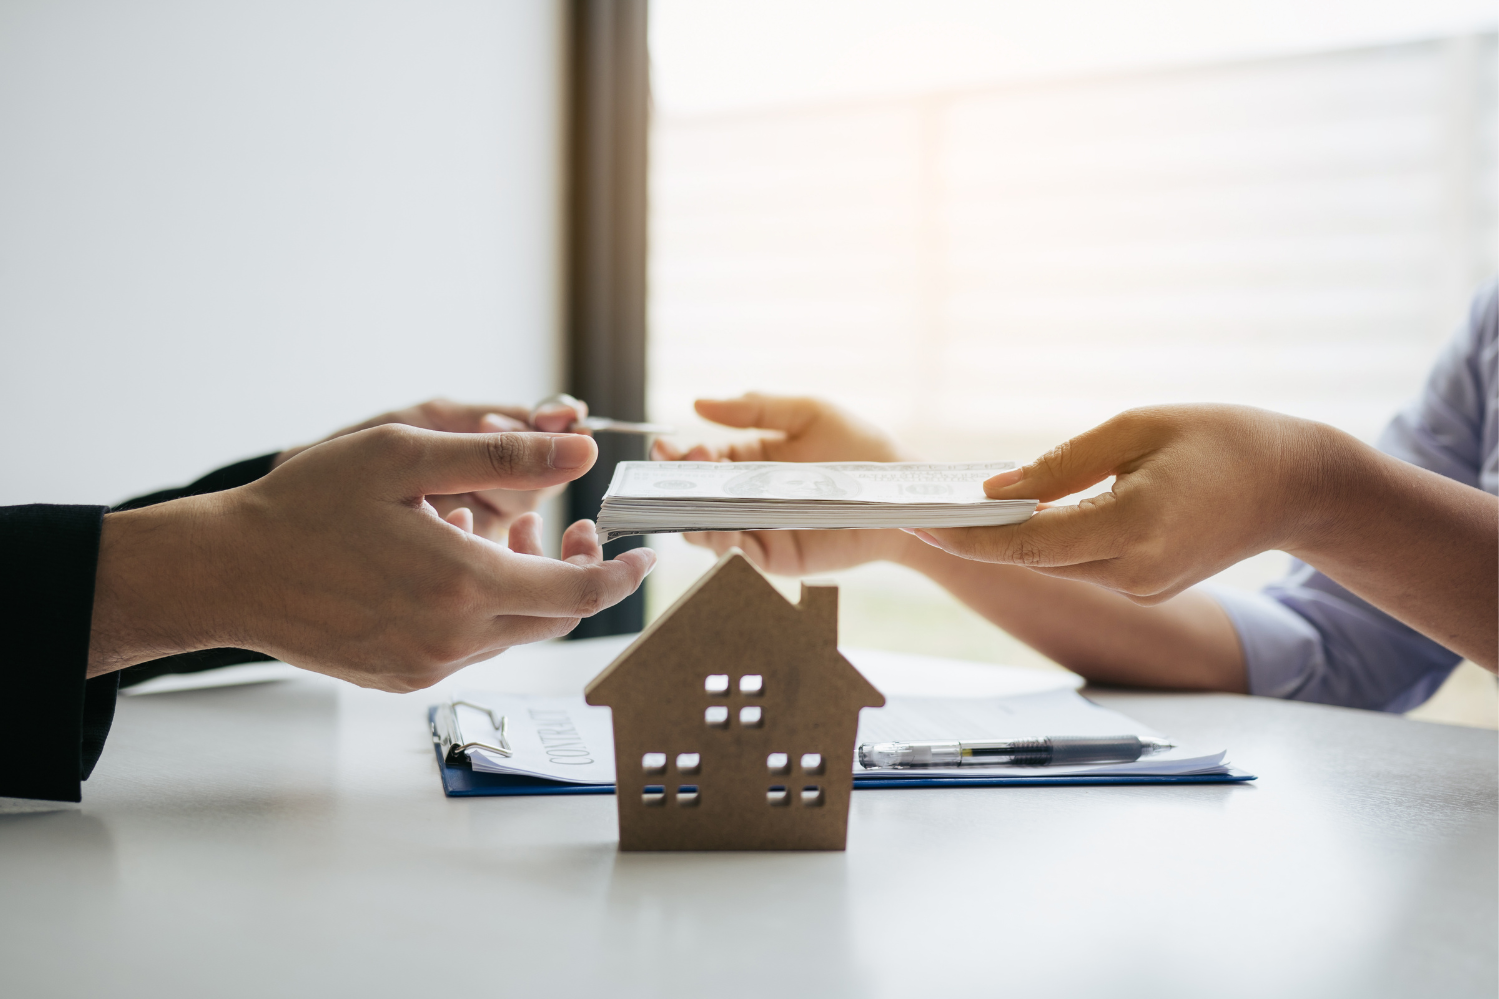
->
645;2;1498;667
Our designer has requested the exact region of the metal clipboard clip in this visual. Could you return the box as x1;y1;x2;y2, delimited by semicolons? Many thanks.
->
432;699;511;768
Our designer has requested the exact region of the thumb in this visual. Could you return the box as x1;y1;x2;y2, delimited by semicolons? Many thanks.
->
694;393;818;435
375;426;597;497
986;411;1158;503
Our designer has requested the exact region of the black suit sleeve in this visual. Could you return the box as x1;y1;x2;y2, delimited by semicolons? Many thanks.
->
110;453;278;512
0;454;278;801
112;454;281;688
0;504;115;801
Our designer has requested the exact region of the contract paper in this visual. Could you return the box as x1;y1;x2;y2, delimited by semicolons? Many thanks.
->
448;688;1229;784
455;696;616;785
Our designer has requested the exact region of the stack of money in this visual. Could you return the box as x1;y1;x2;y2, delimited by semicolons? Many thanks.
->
595;461;1037;544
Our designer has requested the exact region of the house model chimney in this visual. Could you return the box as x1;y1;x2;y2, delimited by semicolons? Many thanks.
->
584;549;885;851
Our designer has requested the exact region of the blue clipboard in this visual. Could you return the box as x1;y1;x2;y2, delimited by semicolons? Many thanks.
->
429;708;1255;797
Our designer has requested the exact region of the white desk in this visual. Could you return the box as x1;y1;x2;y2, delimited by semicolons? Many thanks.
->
2;638;1494;998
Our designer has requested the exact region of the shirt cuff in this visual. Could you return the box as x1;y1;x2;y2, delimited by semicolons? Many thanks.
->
1202;584;1326;700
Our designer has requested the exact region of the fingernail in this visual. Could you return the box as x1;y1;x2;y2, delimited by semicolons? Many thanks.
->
910;529;941;547
548;434;594;470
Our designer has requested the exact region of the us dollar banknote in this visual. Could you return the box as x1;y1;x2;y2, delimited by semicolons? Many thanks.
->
596;461;1037;543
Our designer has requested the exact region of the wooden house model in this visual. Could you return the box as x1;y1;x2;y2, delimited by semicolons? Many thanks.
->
585;550;885;851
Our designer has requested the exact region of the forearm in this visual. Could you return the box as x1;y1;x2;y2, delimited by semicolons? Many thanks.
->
107;455;284;685
88;496;242;676
1292;426;1499;670
888;532;1247;691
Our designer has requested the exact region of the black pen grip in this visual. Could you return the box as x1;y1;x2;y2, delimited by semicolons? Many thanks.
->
1047;735;1144;765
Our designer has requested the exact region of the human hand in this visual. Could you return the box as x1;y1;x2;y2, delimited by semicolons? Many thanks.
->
909;405;1333;603
674;523;917;578
272;396;591;542
651;393;906;465
652;393;914;575
89;426;655;690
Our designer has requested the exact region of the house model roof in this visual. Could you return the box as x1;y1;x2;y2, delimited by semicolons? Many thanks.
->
585;549;883;712
586;549;884;851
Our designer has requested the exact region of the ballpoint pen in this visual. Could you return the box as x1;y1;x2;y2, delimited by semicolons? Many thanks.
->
572;415;677;435
856;734;1176;769
532;394;675;436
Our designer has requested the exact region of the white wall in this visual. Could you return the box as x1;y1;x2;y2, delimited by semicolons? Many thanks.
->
0;0;564;506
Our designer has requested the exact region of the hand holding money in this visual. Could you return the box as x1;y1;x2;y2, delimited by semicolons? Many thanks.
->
652;394;942;573
912;401;1499;670
597;460;1036;543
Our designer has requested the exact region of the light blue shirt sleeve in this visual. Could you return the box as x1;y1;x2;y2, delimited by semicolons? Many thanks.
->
1208;281;1498;712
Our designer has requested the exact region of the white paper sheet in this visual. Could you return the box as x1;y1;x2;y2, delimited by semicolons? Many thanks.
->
447;688;1229;784
457;696;616;784
121;661;302;696
853;689;1229;778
